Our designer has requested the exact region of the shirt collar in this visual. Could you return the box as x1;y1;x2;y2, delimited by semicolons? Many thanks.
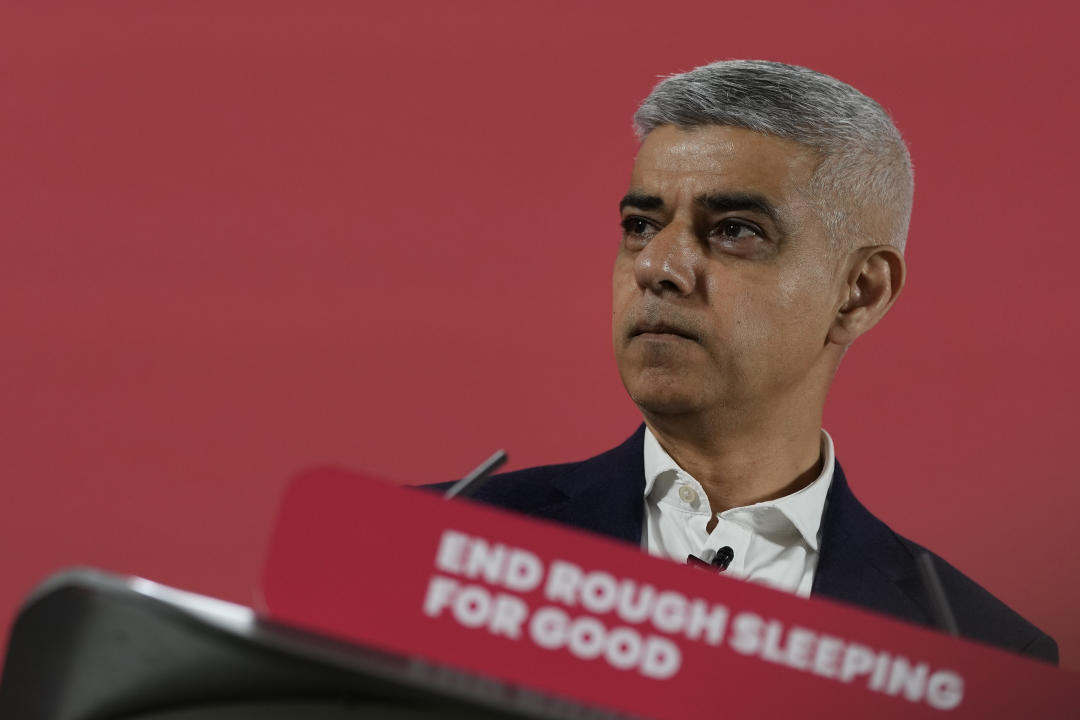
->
642;428;682;498
642;427;835;551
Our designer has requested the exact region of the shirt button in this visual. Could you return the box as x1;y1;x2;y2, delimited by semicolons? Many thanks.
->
678;486;698;505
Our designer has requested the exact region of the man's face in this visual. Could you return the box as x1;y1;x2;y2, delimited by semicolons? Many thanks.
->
612;124;846;421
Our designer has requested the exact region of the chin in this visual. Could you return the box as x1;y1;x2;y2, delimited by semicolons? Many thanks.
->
616;349;719;416
625;377;709;417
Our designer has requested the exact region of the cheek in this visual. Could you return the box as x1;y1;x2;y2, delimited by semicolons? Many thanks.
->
611;257;637;320
777;249;837;307
718;270;832;358
772;266;838;343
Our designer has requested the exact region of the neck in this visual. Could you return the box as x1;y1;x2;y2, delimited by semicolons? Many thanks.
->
642;405;824;514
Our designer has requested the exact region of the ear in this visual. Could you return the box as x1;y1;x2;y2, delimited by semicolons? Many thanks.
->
827;245;906;346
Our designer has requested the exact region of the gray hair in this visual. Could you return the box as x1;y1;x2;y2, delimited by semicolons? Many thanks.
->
633;59;913;252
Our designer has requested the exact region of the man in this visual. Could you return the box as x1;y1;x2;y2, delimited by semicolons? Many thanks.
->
448;60;1057;662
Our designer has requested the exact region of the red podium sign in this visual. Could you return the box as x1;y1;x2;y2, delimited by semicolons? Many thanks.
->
259;468;1078;719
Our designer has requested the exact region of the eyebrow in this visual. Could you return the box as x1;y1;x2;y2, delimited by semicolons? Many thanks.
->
697;192;782;227
618;192;664;213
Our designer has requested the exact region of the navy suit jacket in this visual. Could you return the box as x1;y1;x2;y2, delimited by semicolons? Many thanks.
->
446;426;1057;663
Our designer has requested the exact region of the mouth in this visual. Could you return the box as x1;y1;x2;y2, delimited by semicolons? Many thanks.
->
630;321;700;343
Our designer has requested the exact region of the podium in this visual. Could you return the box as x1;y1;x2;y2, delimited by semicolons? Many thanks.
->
2;466;1077;719
0;569;609;719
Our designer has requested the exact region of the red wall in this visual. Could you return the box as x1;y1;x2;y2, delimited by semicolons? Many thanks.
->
4;1;1078;671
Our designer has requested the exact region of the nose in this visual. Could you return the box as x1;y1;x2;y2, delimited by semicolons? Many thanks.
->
633;222;701;296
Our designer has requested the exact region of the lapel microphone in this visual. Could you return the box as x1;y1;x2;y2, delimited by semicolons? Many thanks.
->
686;546;734;572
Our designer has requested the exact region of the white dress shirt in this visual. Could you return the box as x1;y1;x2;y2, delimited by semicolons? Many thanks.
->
641;428;835;597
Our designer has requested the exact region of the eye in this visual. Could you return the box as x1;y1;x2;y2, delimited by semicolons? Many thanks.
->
621;216;657;247
710;219;767;254
714;219;760;241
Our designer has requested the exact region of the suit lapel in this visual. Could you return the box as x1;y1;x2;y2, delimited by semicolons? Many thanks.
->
529;425;647;546
812;463;930;625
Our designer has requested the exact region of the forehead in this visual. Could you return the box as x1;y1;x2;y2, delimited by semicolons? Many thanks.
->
630;125;819;204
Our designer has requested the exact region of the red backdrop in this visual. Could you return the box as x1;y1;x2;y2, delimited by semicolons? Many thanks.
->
4;1;1078;671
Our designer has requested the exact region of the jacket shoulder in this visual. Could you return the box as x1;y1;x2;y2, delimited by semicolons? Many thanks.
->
893;530;1059;663
417;427;647;542
423;460;584;509
818;465;1057;663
